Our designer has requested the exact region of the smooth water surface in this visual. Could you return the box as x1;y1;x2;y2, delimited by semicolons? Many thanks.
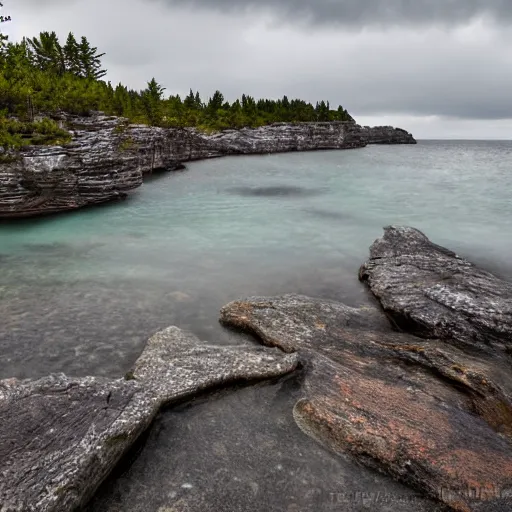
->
1;140;511;380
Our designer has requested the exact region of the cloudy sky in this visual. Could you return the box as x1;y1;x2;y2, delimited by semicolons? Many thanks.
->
4;0;512;138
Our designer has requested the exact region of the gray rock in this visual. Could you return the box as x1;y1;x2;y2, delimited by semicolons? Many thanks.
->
362;125;417;144
220;294;512;511
359;226;512;355
0;326;297;512
0;114;415;218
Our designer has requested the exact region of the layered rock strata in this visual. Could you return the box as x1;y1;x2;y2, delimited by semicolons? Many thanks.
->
363;125;417;144
0;114;414;218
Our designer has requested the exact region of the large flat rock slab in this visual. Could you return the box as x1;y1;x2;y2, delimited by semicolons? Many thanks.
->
221;295;512;511
0;375;153;512
0;327;297;512
359;226;512;355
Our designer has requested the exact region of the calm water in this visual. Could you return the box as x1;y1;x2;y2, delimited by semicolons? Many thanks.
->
1;140;511;380
2;140;511;511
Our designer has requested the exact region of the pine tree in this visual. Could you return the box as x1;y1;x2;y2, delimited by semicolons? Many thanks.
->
0;17;356;133
142;78;165;125
316;100;330;122
63;32;80;75
194;91;202;109
184;89;195;109
208;90;224;112
27;31;65;74
77;36;106;79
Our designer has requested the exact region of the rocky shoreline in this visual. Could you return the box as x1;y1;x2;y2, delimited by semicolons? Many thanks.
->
0;328;297;512
1;227;511;511
0;114;416;218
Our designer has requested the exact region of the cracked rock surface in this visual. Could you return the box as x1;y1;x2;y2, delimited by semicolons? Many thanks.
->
221;250;512;512
359;226;512;355
0;327;297;512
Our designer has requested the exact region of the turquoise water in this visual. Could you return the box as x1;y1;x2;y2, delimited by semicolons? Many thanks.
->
1;141;511;379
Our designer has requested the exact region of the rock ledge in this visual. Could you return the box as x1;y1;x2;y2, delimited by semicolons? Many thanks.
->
0;326;297;512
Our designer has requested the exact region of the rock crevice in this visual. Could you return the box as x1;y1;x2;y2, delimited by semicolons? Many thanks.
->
221;227;512;512
0;327;297;512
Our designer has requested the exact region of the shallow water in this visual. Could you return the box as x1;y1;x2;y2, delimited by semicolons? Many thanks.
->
1;141;511;510
1;140;511;380
87;375;437;512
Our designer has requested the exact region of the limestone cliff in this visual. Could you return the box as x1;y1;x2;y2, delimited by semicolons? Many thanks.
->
363;125;417;144
0;114;414;218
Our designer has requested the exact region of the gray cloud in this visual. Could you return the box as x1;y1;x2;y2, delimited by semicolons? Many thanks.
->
156;0;512;26
8;0;512;137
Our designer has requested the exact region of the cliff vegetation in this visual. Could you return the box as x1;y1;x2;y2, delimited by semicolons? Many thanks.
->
0;25;354;150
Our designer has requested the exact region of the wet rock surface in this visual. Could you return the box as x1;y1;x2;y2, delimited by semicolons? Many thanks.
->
88;376;439;512
4;226;508;512
0;114;415;218
359;226;512;355
0;327;297;512
220;288;512;509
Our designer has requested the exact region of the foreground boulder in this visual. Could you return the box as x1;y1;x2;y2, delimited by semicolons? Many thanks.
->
0;113;415;218
0;327;297;512
359;226;512;355
220;291;512;511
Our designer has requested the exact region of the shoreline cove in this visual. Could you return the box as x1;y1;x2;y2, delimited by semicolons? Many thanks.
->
0;113;415;218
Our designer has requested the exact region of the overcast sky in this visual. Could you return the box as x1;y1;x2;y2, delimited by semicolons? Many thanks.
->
4;0;512;138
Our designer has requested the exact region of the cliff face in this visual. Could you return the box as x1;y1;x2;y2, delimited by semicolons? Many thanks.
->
0;114;413;218
363;125;417;144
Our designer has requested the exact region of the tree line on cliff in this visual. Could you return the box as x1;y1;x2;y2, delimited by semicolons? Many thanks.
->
0;28;354;149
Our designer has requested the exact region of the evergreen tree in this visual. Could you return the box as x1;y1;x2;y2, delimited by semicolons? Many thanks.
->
316;100;330;122
141;78;165;125
77;36;106;79
194;91;202;109
112;83;130;116
27;31;65;74
0;24;357;137
208;90;224;112
63;32;80;75
184;89;195;109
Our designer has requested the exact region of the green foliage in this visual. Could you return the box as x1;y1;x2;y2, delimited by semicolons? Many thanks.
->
0;117;71;150
0;29;355;138
27;31;66;74
77;36;106;80
118;136;137;151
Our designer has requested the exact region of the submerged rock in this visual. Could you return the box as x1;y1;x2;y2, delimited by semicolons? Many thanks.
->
220;290;512;510
359;226;512;355
226;185;325;198
0;326;297;512
0;113;415;218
